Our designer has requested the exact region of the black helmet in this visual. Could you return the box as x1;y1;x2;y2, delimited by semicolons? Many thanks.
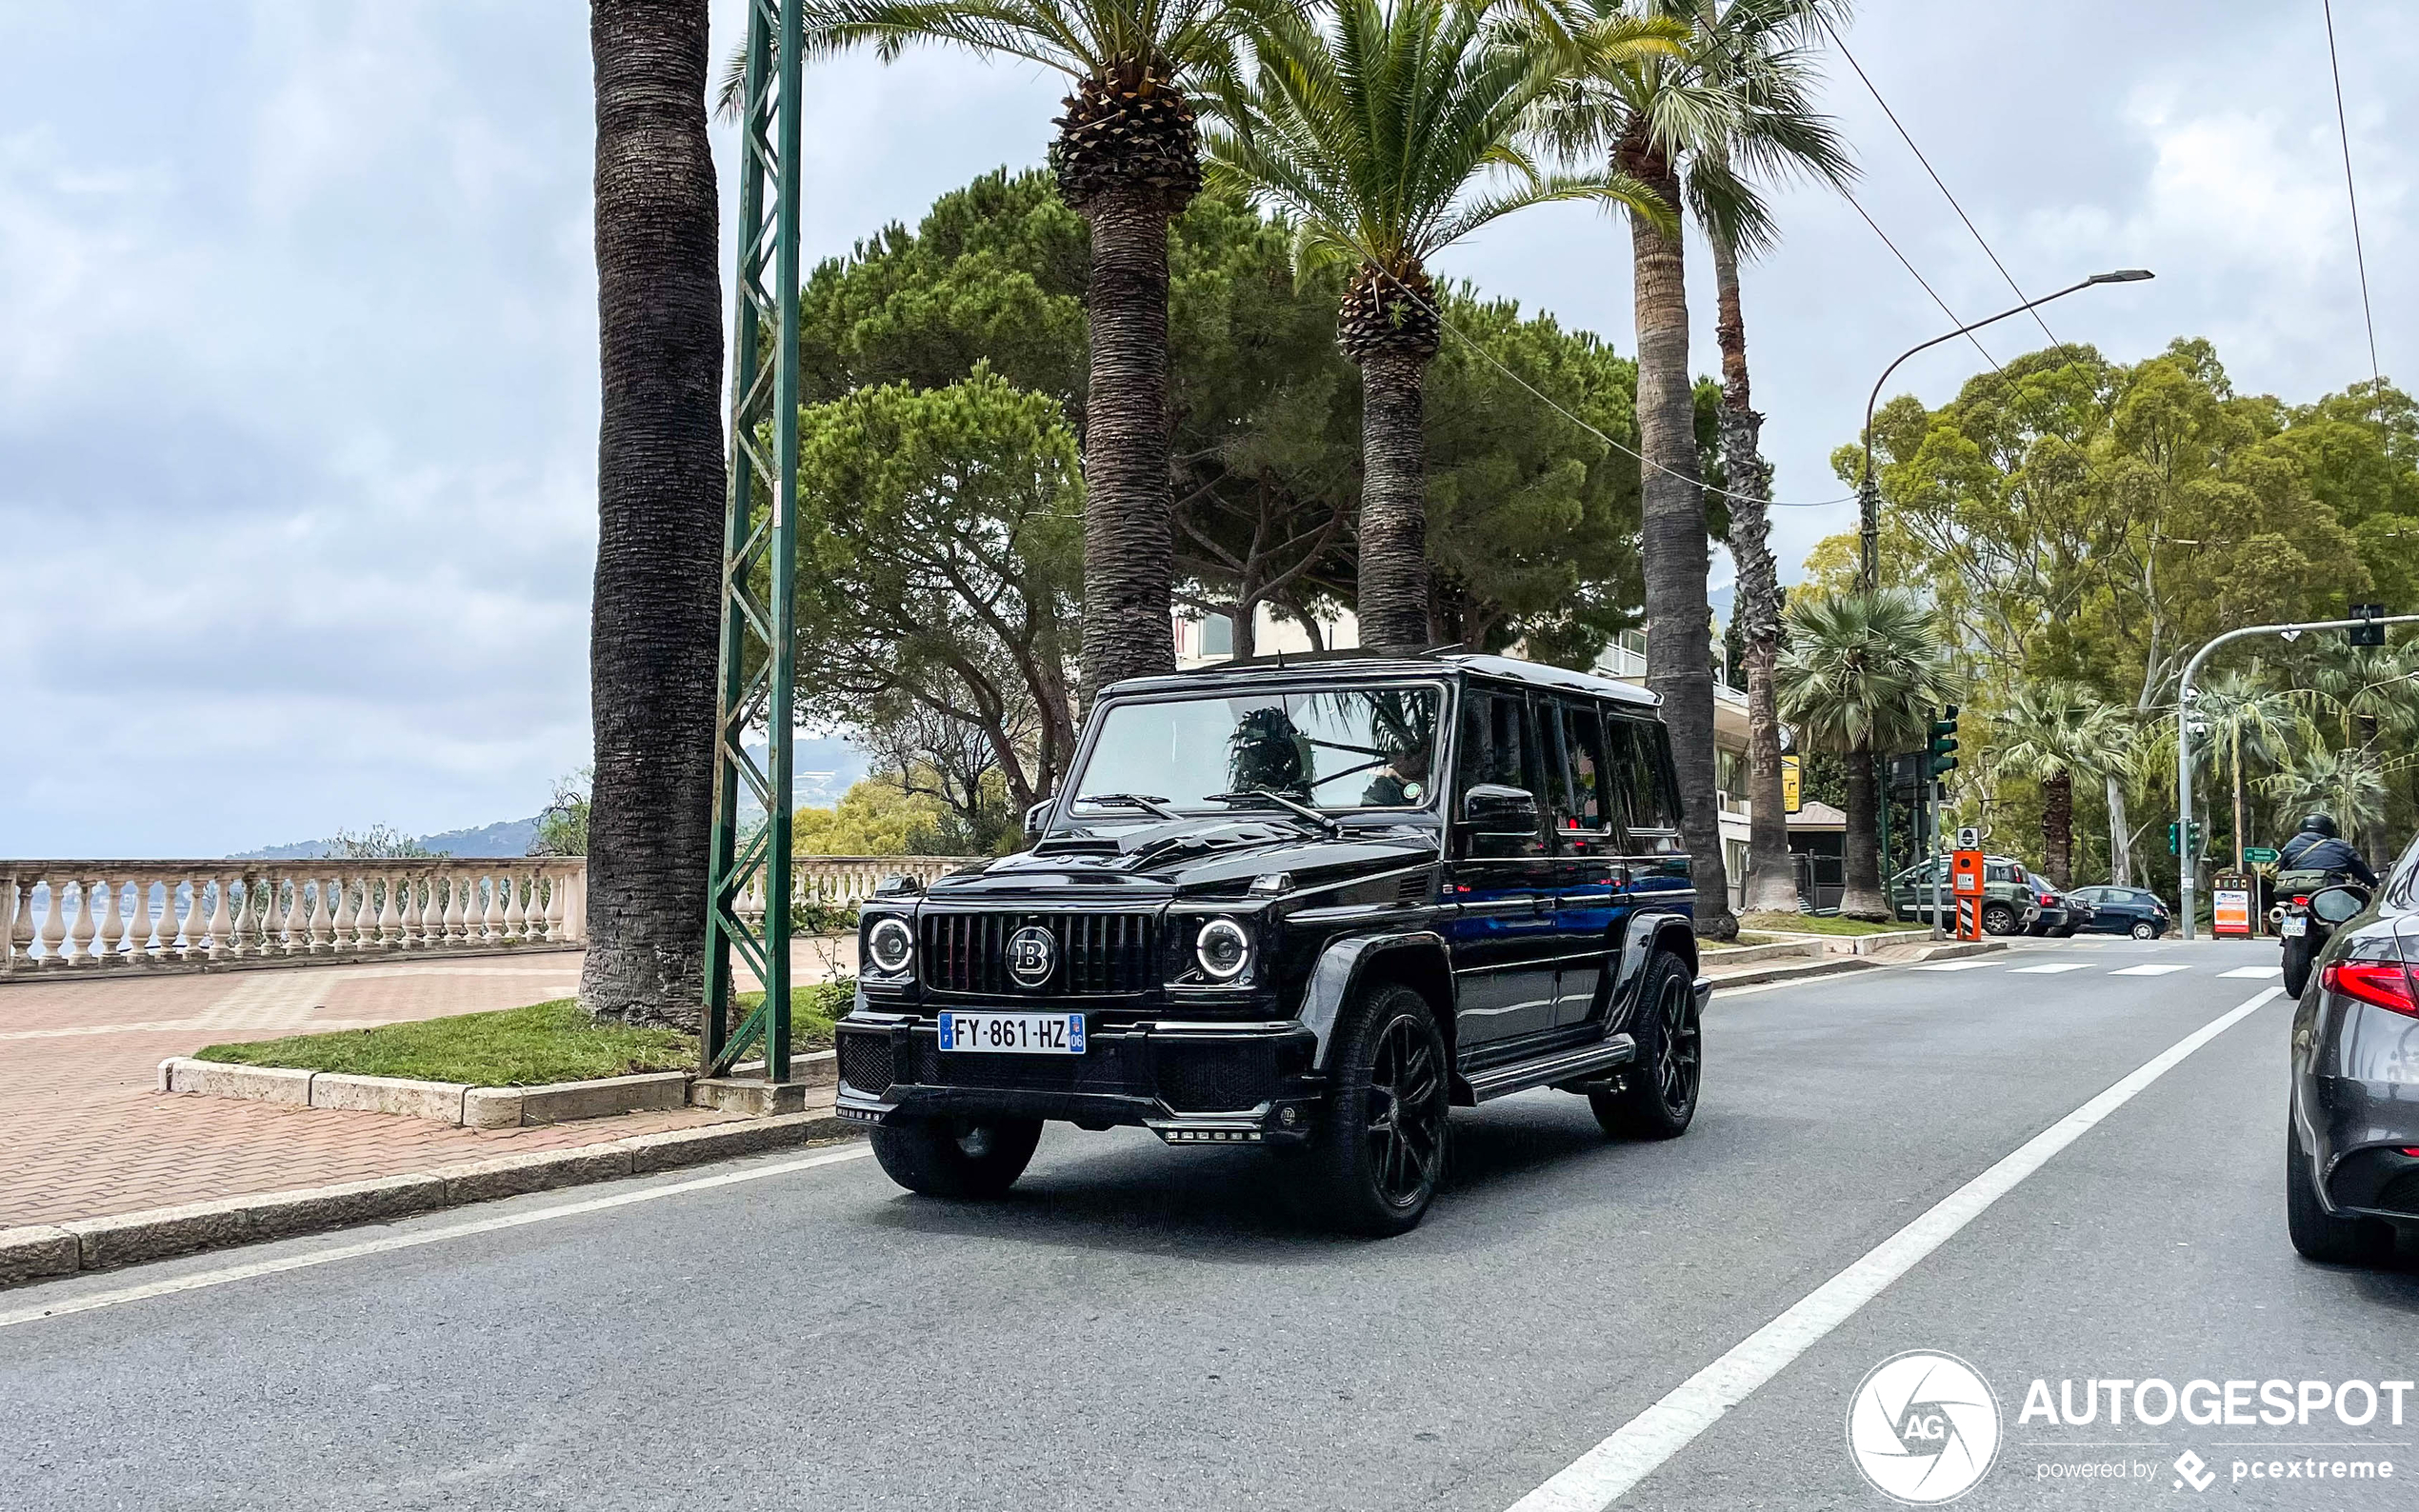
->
2300;812;2340;838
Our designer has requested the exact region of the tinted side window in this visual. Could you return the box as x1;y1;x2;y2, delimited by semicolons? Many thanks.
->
1455;686;1537;795
1603;714;1680;846
1540;699;1609;832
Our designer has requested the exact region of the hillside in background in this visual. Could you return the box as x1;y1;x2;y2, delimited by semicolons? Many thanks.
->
232;734;871;860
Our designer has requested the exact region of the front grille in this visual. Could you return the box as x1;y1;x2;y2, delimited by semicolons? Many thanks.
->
919;910;1158;995
1157;1042;1279;1112
836;1033;895;1096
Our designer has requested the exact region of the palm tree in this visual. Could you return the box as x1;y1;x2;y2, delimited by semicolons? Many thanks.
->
765;0;1284;692
2263;744;2394;840
1990;682;2130;888
1524;0;1836;936
1202;0;1672;649
582;0;729;1030
1687;2;1852;914
1773;588;1956;919
2185;664;2299;873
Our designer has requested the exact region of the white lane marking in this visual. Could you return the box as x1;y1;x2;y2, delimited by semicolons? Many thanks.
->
1910;960;1997;971
1504;986;2281;1512
2009;964;2090;975
2110;964;2191;977
0;1144;874;1331
2220;966;2279;980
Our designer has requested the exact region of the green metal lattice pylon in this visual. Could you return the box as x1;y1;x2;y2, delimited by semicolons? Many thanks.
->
703;0;805;1080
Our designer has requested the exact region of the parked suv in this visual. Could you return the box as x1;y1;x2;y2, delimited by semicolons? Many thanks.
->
835;651;1711;1235
1889;855;2041;935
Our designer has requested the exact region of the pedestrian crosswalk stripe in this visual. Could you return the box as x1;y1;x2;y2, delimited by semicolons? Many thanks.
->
2110;964;2192;976
2219;965;2279;979
1910;960;1998;971
2009;963;2090;974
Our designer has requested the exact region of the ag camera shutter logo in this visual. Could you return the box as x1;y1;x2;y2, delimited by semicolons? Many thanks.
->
1847;1350;2003;1503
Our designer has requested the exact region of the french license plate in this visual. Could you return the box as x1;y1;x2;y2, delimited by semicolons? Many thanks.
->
2282;915;2307;937
937;1011;1087;1055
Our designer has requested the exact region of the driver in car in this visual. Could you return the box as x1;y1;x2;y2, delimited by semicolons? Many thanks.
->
1360;738;1431;807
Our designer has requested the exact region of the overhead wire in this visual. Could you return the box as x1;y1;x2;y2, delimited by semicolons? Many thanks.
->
2320;0;2385;416
1836;186;2002;372
1817;13;2057;348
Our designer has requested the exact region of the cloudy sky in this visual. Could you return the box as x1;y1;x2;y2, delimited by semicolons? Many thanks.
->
1;0;2408;857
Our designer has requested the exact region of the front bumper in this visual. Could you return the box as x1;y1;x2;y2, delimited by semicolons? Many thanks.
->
833;1012;1324;1146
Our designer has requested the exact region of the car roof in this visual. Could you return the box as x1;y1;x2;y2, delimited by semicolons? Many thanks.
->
1099;648;1660;707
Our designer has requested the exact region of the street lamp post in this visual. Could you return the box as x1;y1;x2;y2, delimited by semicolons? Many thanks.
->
1857;270;2154;591
2174;612;2419;941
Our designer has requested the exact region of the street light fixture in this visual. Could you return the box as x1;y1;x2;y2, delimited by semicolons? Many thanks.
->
1857;269;2156;590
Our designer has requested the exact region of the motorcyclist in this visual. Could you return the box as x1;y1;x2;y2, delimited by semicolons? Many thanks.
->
2277;812;2378;887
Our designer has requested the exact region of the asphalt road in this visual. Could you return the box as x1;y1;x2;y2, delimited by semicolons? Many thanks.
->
6;934;2415;1511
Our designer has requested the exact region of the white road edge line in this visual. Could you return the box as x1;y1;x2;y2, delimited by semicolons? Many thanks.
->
1505;985;2284;1512
0;1144;875;1331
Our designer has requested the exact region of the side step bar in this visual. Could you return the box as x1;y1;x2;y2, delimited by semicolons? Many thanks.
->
1463;1034;1637;1104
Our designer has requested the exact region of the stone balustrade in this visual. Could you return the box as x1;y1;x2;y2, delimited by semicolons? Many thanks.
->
1;860;588;979
1;854;973;979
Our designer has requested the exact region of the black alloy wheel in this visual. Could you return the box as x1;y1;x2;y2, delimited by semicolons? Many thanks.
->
1982;902;2019;936
1294;982;1449;1236
1592;952;1701;1140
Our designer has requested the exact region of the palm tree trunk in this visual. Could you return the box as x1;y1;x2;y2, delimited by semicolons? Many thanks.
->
1077;186;1179;692
1355;349;1429;650
580;0;724;1030
1625;149;1734;938
1842;734;1888;918
1709;229;1793;916
2043;770;2073;888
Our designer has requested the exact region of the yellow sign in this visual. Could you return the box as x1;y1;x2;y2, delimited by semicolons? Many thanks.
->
1782;754;1802;814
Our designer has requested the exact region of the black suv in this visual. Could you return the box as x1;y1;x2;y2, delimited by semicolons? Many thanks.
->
836;651;1710;1235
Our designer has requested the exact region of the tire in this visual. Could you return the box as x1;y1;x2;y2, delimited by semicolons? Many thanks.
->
2129;921;2156;942
1982;903;2019;937
870;1114;1042;1199
2286;1124;2391;1266
1298;982;1449;1237
2026;921;2050;937
1591;952;1702;1141
2282;934;2313;998
2051;925;2078;938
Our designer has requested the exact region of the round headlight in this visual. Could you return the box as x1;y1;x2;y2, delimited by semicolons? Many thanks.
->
1194;918;1250;982
866;916;914;974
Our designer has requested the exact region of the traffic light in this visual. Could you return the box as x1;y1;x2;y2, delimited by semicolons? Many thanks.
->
2168;819;2206;856
2349;602;2387;647
1926;706;1960;780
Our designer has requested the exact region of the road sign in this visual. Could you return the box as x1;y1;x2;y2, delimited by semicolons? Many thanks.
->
1956;826;1981;849
2350;602;2388;647
1782;754;1802;814
2243;846;2279;865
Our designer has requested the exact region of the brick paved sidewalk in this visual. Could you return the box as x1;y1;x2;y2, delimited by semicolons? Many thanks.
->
0;946;845;1230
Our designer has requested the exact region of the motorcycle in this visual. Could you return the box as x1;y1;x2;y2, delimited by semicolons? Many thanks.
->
2272;869;2373;998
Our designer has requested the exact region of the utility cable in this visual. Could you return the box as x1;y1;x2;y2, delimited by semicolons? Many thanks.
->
1374;266;1856;509
1839;186;2002;372
1819;15;2057;348
2321;0;2385;417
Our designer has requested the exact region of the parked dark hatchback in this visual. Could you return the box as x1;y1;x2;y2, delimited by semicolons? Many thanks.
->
2068;885;2171;939
835;651;1711;1235
2285;832;2419;1266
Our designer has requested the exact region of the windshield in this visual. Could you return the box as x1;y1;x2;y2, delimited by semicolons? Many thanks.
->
1070;684;1444;820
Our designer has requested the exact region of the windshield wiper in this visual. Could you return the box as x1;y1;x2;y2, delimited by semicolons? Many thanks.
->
1208;789;1341;837
1069;792;1181;823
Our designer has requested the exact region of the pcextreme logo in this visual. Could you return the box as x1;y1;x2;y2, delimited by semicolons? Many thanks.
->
1847;1351;2003;1504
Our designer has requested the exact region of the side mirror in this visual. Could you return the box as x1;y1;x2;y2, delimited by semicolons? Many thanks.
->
2308;885;2369;925
1024;798;1053;841
1461;784;1539;832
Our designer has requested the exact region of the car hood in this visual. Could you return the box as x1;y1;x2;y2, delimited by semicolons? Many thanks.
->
915;817;1441;902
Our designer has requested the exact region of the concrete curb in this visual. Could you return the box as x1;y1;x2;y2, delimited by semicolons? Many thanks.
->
1707;936;2009;989
1696;939;1825;967
0;1112;862;1287
159;1050;839;1128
